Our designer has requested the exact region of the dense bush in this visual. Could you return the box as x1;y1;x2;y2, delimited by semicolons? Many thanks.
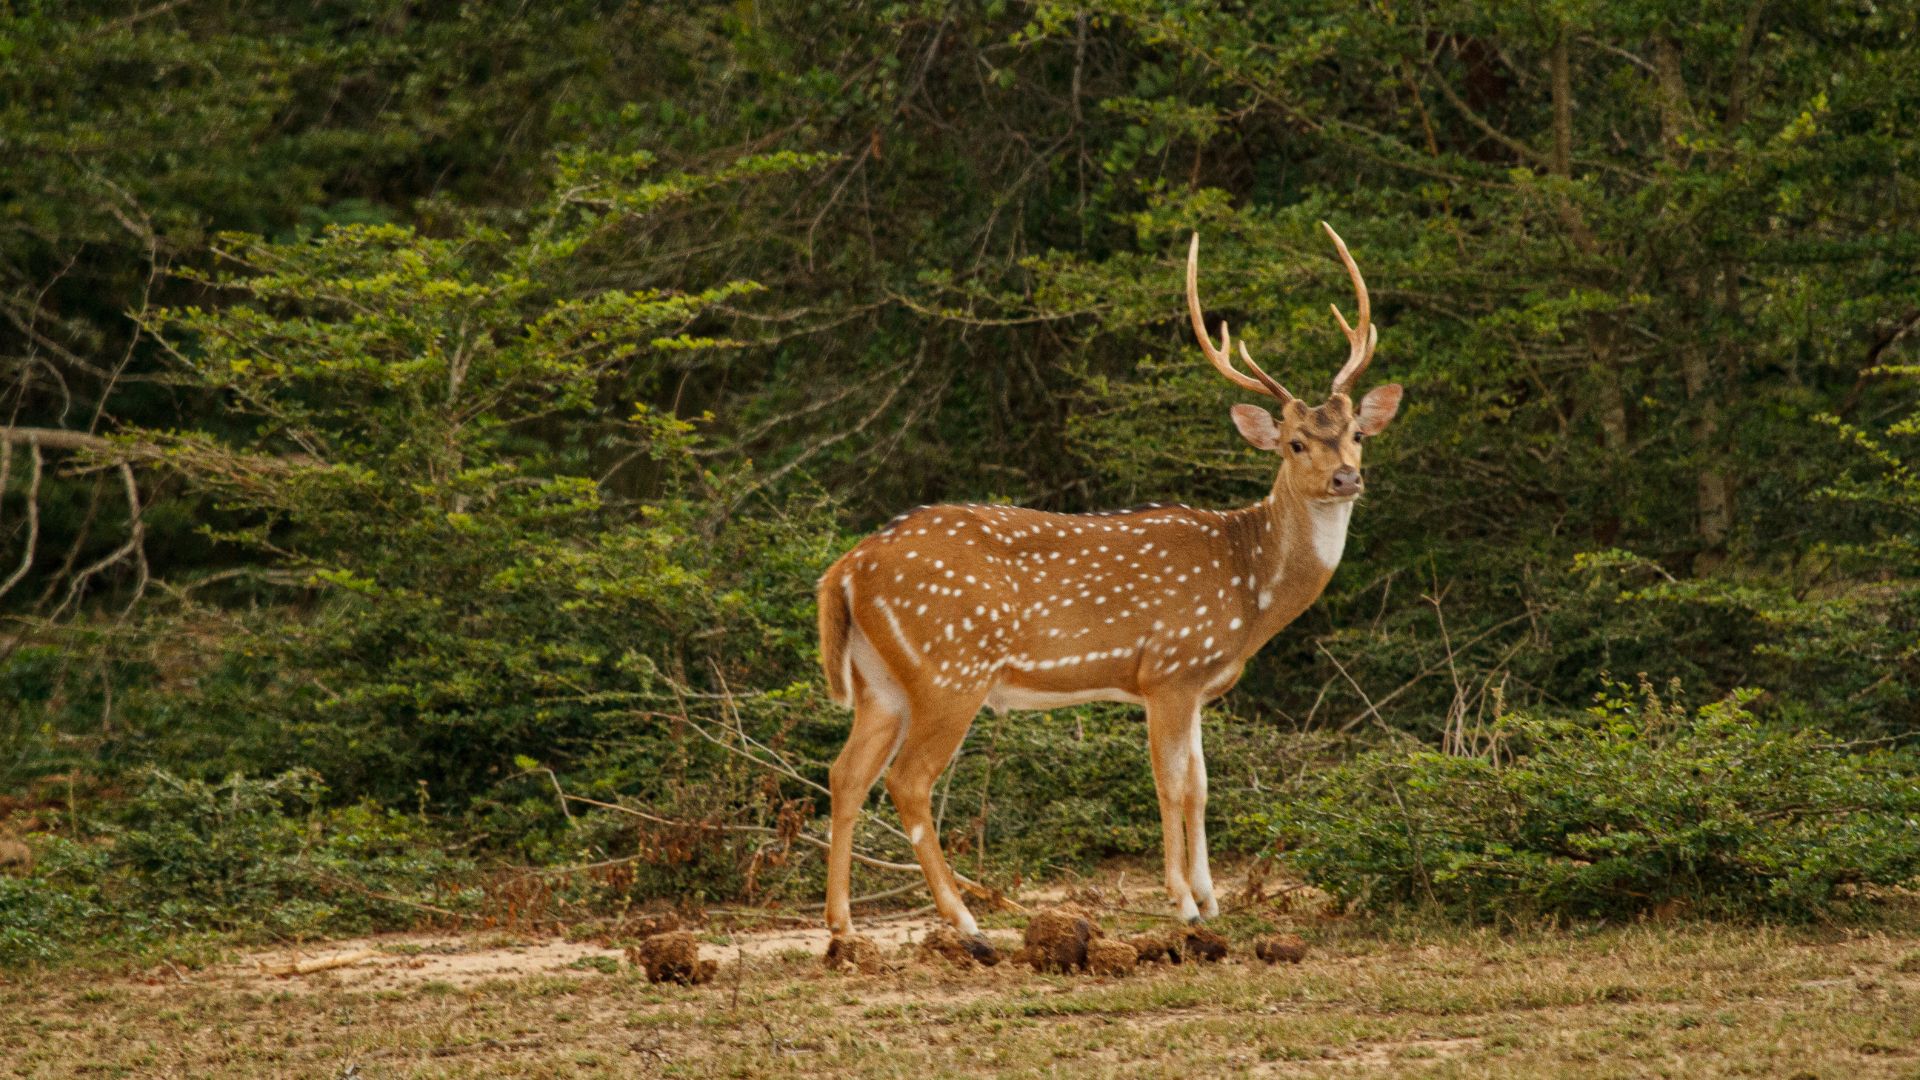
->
2;2;1918;963
1278;684;1920;922
87;152;846;804
0;863;104;969
0;770;473;967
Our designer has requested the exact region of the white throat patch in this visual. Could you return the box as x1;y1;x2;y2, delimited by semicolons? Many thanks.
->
1308;500;1354;569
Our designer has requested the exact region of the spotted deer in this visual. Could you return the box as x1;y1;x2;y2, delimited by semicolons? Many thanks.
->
816;225;1403;960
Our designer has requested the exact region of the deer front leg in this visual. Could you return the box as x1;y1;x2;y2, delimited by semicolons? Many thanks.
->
1183;706;1219;919
1146;693;1202;923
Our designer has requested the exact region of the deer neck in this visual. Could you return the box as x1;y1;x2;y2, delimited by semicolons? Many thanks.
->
1233;482;1352;637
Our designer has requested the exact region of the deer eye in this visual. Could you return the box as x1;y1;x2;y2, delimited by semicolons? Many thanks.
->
1353;431;1364;443
1288;440;1306;454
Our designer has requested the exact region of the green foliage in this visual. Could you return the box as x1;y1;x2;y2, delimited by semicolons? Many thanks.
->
1572;357;1920;734
9;1;1918;740
117;151;840;802
107;769;473;935
3;2;1919;958
1279;685;1920;922
0;856;105;968
1009;0;1920;732
0;770;472;968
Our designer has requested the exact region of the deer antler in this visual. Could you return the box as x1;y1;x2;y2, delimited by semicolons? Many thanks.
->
1321;221;1377;397
1186;233;1293;404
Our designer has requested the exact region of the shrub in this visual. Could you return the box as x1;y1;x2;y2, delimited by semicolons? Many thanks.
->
106;769;477;936
1276;684;1920;922
0;855;104;968
0;769;479;968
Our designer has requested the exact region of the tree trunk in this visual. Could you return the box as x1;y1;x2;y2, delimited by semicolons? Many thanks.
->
1654;36;1731;568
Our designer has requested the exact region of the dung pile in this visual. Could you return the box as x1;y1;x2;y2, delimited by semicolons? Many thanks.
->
822;934;886;974
1253;934;1309;964
919;926;999;968
1018;904;1100;973
1182;926;1229;963
628;931;717;985
1125;933;1181;965
1085;938;1138;977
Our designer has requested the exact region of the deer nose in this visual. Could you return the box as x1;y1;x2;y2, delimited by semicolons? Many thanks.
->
1329;466;1362;496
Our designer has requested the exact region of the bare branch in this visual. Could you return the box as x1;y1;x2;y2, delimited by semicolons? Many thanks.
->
48;459;147;620
0;441;43;601
1423;49;1546;166
0;426;115;453
559;792;1023;912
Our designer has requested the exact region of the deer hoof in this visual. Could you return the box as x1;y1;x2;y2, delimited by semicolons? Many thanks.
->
965;934;1001;966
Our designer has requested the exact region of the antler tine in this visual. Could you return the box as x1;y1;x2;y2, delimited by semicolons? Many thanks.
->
1186;233;1293;403
1320;221;1376;396
1237;340;1292;402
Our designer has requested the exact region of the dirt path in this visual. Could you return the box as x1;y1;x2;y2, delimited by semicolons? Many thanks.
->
219;863;1199;994
219;914;960;993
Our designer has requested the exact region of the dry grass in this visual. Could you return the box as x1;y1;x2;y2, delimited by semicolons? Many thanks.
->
6;913;1920;1078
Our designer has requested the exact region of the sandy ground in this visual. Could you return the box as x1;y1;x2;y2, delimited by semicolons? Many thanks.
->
212;866;1198;993
219;914;963;992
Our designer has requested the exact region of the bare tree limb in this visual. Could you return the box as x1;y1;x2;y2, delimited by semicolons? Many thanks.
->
0;441;43;601
0;426;116;453
48;459;147;620
1423;47;1544;167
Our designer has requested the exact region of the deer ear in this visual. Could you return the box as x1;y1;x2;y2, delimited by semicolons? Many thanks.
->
1230;403;1285;451
1356;383;1403;435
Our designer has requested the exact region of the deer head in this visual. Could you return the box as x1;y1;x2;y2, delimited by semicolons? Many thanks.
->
1186;224;1403;505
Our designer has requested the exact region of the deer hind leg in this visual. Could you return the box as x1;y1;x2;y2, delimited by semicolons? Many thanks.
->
884;695;995;960
825;638;908;937
1182;704;1219;919
1146;692;1203;923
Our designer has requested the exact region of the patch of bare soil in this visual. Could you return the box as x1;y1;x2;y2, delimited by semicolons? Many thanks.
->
208;913;972;994
208;863;1281;995
704;913;953;961
213;935;623;993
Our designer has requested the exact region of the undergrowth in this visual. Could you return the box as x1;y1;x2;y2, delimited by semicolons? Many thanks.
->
1277;681;1920;923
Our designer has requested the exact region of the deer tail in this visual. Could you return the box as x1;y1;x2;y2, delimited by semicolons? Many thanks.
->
817;560;855;708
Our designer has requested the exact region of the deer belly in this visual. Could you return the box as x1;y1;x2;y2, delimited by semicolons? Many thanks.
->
983;683;1144;712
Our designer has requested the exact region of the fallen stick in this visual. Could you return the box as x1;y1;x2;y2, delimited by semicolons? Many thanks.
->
260;948;378;977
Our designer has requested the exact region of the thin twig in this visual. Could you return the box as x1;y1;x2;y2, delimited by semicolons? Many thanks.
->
560;792;1022;912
